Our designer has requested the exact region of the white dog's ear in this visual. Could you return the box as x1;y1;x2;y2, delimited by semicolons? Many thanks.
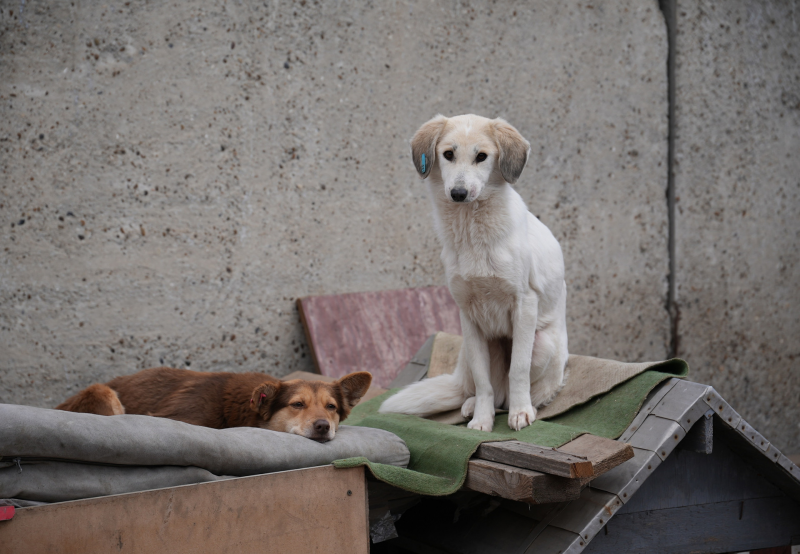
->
492;119;531;184
410;115;448;178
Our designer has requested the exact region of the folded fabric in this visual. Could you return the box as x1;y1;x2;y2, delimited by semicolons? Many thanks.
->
0;462;228;503
424;333;687;422
0;403;410;502
0;404;409;475
335;357;689;496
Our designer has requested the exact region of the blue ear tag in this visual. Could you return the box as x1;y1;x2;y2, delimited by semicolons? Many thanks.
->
421;153;426;173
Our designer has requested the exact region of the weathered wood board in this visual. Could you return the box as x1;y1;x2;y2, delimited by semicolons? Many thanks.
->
465;459;582;504
0;465;368;554
476;441;594;479
466;435;633;504
473;434;633;486
297;286;461;387
557;434;635;482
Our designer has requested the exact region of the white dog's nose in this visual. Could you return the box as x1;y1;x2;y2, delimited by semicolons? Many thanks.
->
450;188;468;202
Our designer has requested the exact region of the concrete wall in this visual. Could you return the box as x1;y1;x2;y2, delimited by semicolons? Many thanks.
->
0;0;670;407
1;0;794;451
673;0;800;451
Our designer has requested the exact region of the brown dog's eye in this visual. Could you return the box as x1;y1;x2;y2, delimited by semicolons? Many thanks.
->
326;404;336;410
443;150;454;161
291;402;304;409
475;152;487;163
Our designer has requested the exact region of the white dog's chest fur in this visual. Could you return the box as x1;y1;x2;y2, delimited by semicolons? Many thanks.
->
449;274;517;338
436;190;534;340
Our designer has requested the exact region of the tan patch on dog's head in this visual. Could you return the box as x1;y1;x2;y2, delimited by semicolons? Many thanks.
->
250;372;372;442
413;114;531;203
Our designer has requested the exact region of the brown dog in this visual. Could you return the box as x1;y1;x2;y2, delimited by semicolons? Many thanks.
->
56;367;373;442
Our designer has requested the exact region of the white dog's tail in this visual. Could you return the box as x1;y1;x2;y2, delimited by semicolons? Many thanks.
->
378;373;467;417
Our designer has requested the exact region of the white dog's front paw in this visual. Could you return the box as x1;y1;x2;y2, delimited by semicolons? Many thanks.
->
461;396;476;418
508;405;537;431
467;414;495;432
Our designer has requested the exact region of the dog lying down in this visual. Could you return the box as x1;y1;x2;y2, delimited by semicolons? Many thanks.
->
379;114;569;433
56;368;372;442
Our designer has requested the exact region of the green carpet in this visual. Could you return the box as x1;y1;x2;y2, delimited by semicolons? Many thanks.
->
334;359;688;496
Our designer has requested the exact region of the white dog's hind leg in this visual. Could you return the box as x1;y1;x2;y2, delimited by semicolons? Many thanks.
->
529;364;566;409
461;396;476;418
465;339;510;419
489;338;511;410
529;327;567;408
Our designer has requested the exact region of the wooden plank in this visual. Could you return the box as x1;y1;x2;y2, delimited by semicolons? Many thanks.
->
296;286;461;387
476;441;595;479
558;434;634;480
0;465;368;554
465;459;582;504
582;495;800;554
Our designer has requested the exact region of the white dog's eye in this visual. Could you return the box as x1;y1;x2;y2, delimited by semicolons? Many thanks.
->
443;150;455;161
475;152;487;163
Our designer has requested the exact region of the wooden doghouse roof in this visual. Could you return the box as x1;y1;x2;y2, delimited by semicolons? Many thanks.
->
392;378;800;554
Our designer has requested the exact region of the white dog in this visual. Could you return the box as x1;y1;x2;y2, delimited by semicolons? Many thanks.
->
379;114;569;432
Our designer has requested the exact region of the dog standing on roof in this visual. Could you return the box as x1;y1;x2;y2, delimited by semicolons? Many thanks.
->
379;114;569;432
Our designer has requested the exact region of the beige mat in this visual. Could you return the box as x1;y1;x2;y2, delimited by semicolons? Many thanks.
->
422;332;674;424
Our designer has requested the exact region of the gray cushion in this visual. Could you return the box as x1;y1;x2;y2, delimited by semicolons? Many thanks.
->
0;403;410;503
0;462;228;503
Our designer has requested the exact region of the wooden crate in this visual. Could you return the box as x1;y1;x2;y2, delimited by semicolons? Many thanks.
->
0;465;368;554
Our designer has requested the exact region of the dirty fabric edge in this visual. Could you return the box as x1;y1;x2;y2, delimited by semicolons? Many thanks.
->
334;359;688;496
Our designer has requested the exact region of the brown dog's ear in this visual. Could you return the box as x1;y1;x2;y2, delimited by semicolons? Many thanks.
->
410;115;448;179
492;119;531;184
250;381;280;420
336;371;373;416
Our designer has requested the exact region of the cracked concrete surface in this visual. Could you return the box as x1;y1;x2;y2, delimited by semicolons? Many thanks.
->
5;1;795;453
673;0;800;452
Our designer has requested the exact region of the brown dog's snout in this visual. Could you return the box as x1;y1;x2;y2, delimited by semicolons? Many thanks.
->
313;419;330;435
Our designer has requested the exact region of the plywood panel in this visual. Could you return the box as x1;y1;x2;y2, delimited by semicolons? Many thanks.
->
297;286;461;387
618;440;781;514
583;496;800;554
0;465;368;554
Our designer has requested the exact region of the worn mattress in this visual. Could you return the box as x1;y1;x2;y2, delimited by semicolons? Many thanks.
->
0;404;410;503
